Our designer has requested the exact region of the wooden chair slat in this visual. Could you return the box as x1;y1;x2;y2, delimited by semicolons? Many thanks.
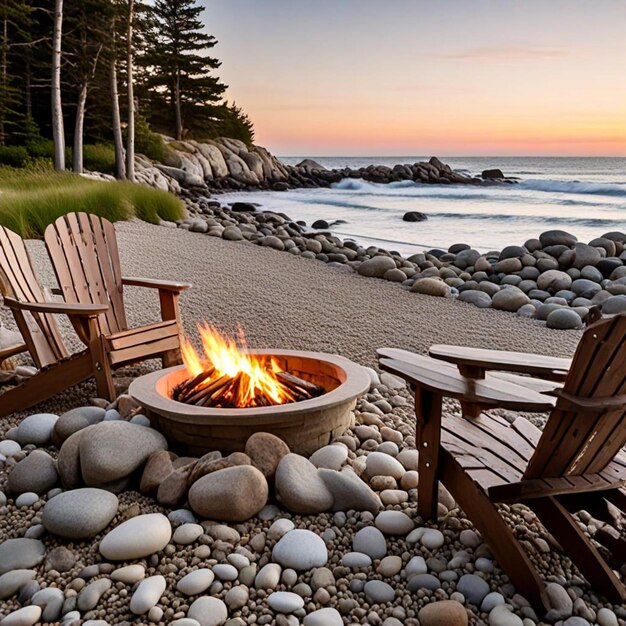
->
106;320;178;351
89;214;127;331
108;335;180;367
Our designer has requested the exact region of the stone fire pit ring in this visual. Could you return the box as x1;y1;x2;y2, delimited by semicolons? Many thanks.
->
129;349;371;456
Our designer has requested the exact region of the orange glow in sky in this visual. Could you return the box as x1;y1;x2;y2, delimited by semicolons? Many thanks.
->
208;0;626;156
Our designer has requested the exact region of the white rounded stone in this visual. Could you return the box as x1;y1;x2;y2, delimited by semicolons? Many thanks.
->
111;564;145;584
15;414;58;445
365;452;405;479
353;526;387;559
177;569;215;596
0;440;21;458
0;605;42;626
172;523;203;545
267;518;295;541
420;528;445;549
375;510;414;535
212;564;238;581
255;563;282;590
267;591;305;613
187;596;228;626
309;445;348;470
303;607;343;626
272;529;328;570
130;575;166;615
99;513;171;560
341;552;372;568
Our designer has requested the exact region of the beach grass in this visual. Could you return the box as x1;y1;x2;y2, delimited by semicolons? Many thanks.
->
0;167;185;238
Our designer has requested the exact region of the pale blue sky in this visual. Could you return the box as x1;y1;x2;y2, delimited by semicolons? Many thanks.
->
205;0;626;156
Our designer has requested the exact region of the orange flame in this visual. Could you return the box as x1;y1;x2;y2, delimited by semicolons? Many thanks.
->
180;324;293;407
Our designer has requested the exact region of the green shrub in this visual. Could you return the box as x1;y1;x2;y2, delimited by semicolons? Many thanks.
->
135;115;168;162
0;168;185;238
25;138;54;159
0;146;30;168
83;143;116;174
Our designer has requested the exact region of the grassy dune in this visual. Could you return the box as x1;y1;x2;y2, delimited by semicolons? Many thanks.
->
0;167;185;238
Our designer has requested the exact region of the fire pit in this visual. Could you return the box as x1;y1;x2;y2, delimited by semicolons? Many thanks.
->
129;326;370;455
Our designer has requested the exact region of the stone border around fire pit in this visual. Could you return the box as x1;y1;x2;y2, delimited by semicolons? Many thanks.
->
129;350;371;456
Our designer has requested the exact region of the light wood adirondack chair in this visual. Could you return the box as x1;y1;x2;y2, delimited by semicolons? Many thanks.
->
378;314;626;611
0;225;109;417
44;213;191;401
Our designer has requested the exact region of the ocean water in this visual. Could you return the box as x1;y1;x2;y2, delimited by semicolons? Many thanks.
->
218;157;626;255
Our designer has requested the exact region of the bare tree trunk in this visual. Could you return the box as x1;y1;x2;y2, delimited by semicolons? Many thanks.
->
125;0;135;181
1;16;8;146
174;69;182;140
72;83;87;173
51;0;65;170
110;33;125;179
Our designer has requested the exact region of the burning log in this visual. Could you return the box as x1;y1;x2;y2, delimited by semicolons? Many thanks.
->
172;367;325;409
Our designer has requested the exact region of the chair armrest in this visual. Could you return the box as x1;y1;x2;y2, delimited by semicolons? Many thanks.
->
429;344;571;381
122;277;192;292
2;297;108;318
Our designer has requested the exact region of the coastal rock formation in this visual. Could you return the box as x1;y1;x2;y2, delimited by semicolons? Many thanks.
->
133;136;507;194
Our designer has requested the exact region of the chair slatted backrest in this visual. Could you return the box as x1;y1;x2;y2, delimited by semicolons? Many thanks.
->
44;213;127;337
525;313;626;479
0;226;68;368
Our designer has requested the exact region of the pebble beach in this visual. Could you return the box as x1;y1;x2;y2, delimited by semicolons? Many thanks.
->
0;219;623;626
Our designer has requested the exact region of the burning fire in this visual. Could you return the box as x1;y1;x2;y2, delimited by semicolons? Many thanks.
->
179;324;296;408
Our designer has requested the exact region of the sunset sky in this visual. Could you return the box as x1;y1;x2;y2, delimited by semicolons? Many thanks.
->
207;0;626;157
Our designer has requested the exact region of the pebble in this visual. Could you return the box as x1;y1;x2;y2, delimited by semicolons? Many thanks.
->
363;580;395;603
187;596;228;626
172;523;204;545
341;552;372;568
421;528;445;549
267;591;305;613
111;564;146;584
255;564;282;590
308;444;348;470
405;555;428;577
15;493;38;507
130;575;166;615
418;600;468;626
177;569;215;595
0;606;42;626
213;564;238;581
352;526;387;559
267;518;295;540
407;573;440;591
77;578;112;611
457;573;491;606
272;529;328;570
481;591;506;612
489;605;523;626
0;440;21;457
597;608;619;626
14;413;58;445
365;451;405;479
0;538;45;575
42;488;119;539
99;513;172;560
375;510;414;534
0;569;36;600
7;450;57;494
303;607;343;626
31;586;64;622
377;555;402;577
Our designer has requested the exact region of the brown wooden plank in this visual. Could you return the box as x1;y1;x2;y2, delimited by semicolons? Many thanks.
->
106;320;178;351
439;449;550;611
530;496;625;602
90;214;126;332
415;387;441;521
109;335;180;366
429;344;571;380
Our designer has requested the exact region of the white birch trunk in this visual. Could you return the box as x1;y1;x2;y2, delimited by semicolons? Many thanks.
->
125;0;135;181
51;0;65;170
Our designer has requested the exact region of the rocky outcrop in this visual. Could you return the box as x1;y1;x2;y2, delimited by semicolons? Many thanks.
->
133;137;508;195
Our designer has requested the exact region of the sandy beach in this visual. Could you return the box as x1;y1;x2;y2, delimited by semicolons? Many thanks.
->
0;217;582;429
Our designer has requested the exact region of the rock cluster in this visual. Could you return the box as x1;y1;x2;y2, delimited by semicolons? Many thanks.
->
1;372;624;625
134;138;502;194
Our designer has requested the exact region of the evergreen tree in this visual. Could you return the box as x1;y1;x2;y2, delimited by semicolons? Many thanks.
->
139;0;226;140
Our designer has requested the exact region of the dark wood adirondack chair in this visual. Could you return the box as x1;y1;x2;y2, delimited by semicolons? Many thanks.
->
44;212;191;401
378;314;626;611
0;225;109;417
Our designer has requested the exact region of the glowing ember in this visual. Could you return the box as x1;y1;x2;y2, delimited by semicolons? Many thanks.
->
175;324;324;408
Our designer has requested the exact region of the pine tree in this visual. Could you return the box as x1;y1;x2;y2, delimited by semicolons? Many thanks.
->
139;0;226;140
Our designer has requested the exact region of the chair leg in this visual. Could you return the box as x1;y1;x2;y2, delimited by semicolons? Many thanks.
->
0;352;93;418
440;450;550;611
162;349;182;369
158;290;183;369
415;386;442;521
87;320;116;401
530;496;625;603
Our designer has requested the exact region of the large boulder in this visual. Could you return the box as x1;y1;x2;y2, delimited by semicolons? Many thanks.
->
537;270;572;293
573;243;602;269
491;287;530;312
79;421;168;487
99;513;171;560
245;432;290;480
52;406;105;446
319;468;381;513
188;465;268;522
411;278;451;297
